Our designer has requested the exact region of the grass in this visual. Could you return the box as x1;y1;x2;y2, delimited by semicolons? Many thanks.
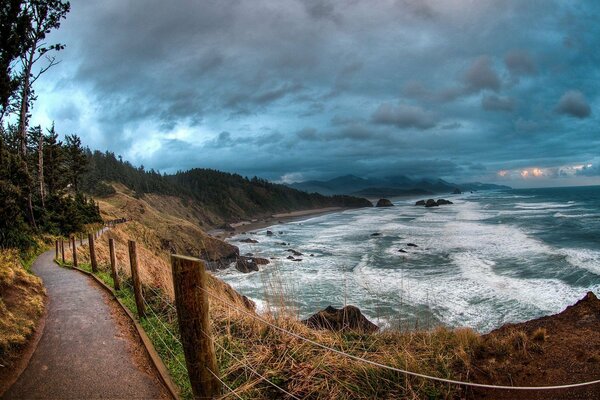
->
0;249;46;367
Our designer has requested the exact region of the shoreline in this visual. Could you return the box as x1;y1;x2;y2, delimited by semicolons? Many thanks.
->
208;207;349;239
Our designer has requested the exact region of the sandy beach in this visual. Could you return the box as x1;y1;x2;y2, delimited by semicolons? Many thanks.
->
208;207;347;239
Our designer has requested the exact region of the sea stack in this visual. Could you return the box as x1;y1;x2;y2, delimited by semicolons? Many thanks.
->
376;198;394;207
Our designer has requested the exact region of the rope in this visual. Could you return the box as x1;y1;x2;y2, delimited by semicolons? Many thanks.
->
206;368;244;400
203;328;302;400
199;286;600;391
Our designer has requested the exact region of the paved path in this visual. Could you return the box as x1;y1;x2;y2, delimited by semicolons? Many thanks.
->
3;251;168;399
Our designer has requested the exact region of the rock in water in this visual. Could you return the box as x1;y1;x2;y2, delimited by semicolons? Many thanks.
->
425;199;438;207
236;256;259;273
240;238;259;244
303;305;378;333
252;257;270;265
437;199;453;205
452;188;462;194
376;198;394;207
266;230;274;236
415;200;426;206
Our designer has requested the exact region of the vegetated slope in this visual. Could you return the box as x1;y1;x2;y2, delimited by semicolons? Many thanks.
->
95;183;237;261
0;250;45;373
82;150;372;227
470;291;600;400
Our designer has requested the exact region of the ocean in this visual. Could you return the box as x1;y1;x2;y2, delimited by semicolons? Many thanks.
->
217;185;600;333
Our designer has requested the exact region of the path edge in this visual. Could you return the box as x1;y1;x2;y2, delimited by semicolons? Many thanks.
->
68;264;181;400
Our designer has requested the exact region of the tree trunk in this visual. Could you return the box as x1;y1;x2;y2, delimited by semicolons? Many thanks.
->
19;45;37;229
38;133;45;209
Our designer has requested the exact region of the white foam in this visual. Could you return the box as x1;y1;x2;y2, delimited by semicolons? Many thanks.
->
561;248;600;275
221;193;600;332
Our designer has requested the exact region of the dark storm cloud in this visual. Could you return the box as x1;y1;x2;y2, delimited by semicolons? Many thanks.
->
482;95;516;112
555;90;592;118
464;56;501;93
371;103;436;129
32;0;600;186
504;50;537;77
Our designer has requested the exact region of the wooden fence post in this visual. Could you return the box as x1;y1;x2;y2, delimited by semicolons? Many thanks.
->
72;237;78;268
128;240;145;317
109;239;120;290
61;239;65;263
55;240;59;259
88;233;98;273
171;254;221;399
80;234;83;246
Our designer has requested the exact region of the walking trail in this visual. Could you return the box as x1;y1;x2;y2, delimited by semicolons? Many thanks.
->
3;250;169;399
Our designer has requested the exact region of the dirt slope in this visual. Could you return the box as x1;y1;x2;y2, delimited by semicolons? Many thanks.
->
470;291;600;399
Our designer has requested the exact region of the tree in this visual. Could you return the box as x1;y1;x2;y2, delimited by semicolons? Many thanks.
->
64;134;86;191
16;0;70;157
0;0;28;122
42;123;64;197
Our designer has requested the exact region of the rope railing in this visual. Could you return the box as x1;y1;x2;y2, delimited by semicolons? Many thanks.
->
197;285;600;392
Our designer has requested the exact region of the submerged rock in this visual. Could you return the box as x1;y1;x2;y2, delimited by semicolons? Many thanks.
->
266;230;274;236
376;198;394;207
425;199;438;207
303;305;378;333
407;243;418;247
437;198;453;205
371;232;382;237
240;238;259;244
452;188;462;194
286;249;303;256
415;200;426;206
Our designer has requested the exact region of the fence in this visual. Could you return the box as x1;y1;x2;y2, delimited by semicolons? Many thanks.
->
54;225;600;400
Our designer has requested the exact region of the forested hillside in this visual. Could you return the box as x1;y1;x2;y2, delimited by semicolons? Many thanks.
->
82;150;372;224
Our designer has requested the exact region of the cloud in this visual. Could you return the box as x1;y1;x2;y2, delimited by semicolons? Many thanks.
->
504;50;536;76
555;90;591;118
27;0;600;185
441;122;462;130
481;95;516;112
296;127;319;141
576;163;599;176
371;103;436;129
464;56;501;92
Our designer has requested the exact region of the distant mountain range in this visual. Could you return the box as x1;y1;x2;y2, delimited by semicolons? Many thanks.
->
288;174;511;197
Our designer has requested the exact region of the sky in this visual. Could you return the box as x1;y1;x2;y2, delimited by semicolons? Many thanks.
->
30;0;599;188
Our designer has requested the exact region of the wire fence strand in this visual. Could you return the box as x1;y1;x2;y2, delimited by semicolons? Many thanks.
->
197;285;600;391
202;328;302;400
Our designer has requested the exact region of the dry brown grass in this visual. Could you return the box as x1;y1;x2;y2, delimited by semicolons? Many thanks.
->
0;249;45;365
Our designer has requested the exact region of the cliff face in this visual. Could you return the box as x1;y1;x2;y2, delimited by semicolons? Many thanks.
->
470;291;600;400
